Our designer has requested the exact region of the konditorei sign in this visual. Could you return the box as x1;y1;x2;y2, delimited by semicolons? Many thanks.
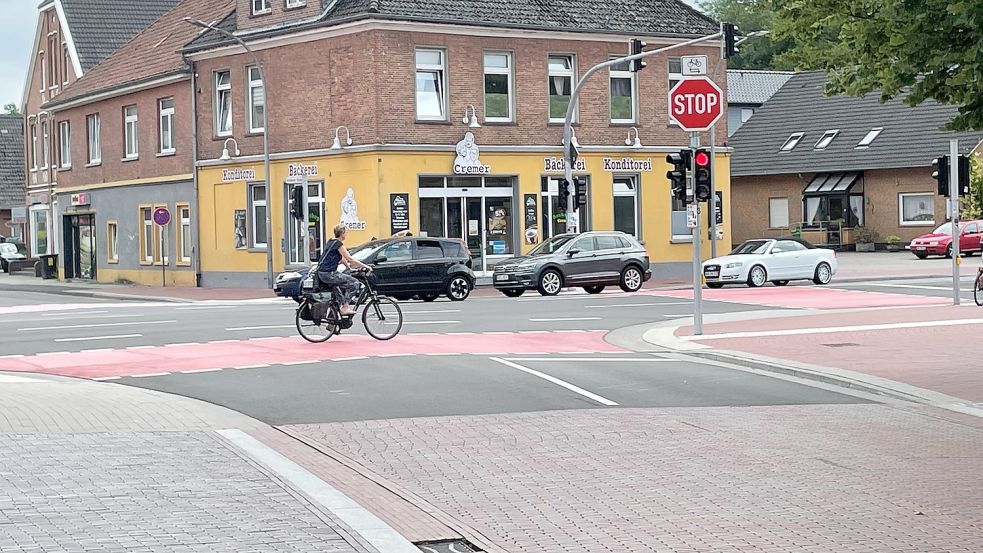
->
453;132;491;175
543;157;586;172
222;168;257;182
602;158;653;172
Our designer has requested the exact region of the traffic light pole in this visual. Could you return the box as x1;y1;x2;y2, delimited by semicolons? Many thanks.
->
708;124;718;257
690;132;704;335
561;31;723;233
950;139;960;305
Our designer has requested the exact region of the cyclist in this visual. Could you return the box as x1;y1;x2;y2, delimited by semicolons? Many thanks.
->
317;224;373;316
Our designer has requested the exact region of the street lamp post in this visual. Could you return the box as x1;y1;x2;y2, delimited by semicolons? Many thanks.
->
184;17;273;288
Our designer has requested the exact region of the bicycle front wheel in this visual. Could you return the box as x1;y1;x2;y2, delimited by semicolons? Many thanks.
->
975;272;983;307
362;297;403;340
296;301;339;343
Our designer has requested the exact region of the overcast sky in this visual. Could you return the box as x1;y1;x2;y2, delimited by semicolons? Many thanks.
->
0;0;704;110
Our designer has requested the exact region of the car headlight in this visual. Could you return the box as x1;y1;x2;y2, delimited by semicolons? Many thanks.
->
928;241;938;246
724;262;743;269
276;271;301;283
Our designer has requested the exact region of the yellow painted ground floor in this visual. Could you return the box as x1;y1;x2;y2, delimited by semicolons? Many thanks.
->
196;146;732;287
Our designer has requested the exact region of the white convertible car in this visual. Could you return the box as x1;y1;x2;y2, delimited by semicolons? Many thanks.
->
702;238;838;288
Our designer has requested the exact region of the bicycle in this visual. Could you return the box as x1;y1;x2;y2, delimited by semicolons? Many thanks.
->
295;269;403;342
975;266;983;307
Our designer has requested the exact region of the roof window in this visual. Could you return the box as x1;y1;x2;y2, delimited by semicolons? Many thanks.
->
814;130;839;150
856;127;883;149
780;132;804;152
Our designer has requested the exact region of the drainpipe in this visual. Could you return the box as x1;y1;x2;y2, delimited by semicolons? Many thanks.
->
189;61;202;287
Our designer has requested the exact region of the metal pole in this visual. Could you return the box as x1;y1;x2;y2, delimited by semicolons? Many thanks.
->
950;139;960;305
162;223;166;287
690;132;703;335
708;124;718;257
301;174;310;266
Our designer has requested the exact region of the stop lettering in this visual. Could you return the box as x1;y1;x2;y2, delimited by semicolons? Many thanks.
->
668;77;724;131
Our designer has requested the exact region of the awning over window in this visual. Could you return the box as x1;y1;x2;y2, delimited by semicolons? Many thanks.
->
803;172;861;195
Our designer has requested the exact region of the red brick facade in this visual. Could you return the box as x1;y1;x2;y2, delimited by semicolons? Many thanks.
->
236;0;325;31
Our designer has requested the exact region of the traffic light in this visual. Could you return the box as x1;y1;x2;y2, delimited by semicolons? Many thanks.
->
558;179;570;211
933;155;949;196
723;23;739;59
694;149;712;202
958;154;971;196
629;38;647;72
666;149;691;204
290;185;304;220
574;177;588;208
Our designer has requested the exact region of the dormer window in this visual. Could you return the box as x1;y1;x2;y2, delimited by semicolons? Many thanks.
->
285;0;306;7
252;0;271;14
780;132;804;152
856;127;883;149
814;130;839;150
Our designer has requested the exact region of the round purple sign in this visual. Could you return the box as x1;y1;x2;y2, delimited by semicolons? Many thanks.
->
153;207;171;226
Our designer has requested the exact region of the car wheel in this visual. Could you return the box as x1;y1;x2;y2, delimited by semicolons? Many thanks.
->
446;276;472;301
421;294;439;302
583;285;605;294
813;262;833;285
501;288;524;298
707;283;724;289
945;243;953;258
537;269;563;296
619;265;644;293
773;280;790;286
747;265;767;288
914;253;928;259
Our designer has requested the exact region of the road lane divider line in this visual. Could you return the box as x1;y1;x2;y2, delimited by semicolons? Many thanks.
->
36;351;71;356
504;357;672;362
80;348;114;353
0;354;25;359
529;317;601;322
334;356;369;361
686;318;983;341
208;339;239;344
584;302;691;309
376;353;415;357
227;324;295;331
425;352;461;356
282;360;320;366
130;372;171;378
54;334;143;343
233;364;271;369
180;368;223;374
41;310;109;317
126;345;155;350
489;357;619;406
175;306;238;310
19;320;176;332
92;376;120;381
164;342;201;347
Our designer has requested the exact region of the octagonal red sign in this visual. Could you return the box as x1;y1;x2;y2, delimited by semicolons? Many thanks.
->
668;77;724;131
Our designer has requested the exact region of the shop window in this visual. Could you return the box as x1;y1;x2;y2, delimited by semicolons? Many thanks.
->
248;183;268;248
215;70;232;136
670;194;690;241
769;198;789;228
177;204;191;264
86;113;101;164
899;193;935;226
31;207;49;256
285;181;325;265
58;121;71;168
613;176;639;238
415;49;447;121
483;51;513;122
159;98;175;154
541;176;589;238
548;54;575;122
107;221;118;263
609;58;635;123
247;66;265;133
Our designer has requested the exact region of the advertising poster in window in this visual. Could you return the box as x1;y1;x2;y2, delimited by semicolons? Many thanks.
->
523;194;538;244
234;209;247;249
390;193;410;236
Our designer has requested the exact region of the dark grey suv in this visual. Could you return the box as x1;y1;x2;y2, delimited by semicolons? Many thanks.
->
492;231;651;297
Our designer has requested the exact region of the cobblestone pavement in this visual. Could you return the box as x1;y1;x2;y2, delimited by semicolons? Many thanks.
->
287;405;983;553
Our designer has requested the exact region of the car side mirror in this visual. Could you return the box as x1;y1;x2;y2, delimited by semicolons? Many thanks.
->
374;255;388;264
567;248;581;257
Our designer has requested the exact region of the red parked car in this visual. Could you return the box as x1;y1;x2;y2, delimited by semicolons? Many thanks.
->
909;220;983;258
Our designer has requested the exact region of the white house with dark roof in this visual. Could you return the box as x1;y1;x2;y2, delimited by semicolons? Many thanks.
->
729;71;983;249
726;69;794;136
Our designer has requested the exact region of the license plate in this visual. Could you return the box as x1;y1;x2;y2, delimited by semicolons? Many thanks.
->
495;274;509;281
704;270;719;278
915;246;926;251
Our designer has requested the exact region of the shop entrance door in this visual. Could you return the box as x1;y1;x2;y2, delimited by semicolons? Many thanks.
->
284;181;325;266
63;214;96;280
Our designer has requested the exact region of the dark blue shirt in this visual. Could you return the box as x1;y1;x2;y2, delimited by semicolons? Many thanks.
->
317;239;343;273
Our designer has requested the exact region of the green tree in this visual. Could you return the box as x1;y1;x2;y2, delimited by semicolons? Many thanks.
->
772;0;983;130
2;103;19;116
699;0;796;70
961;153;983;220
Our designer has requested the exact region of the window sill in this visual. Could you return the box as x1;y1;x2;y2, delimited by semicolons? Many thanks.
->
57;165;72;172
156;151;176;158
483;120;515;126
250;9;272;17
547;121;580;127
670;236;694;243
899;222;935;227
284;2;306;10
247;247;268;253
107;259;119;265
214;133;233;141
176;261;192;267
122;156;139;162
609;121;638;127
415;119;452;125
85;162;101;168
245;130;265;137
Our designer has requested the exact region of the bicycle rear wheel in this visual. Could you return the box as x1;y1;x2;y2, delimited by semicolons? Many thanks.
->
975;271;983;307
296;300;339;343
362;297;403;340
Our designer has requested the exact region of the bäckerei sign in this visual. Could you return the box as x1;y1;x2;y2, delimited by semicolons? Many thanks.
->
543;157;586;172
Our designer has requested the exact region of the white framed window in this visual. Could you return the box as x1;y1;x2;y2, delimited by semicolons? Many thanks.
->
814;130;839;150
856;127;883;149
248;183;268;248
123;105;138;159
62;44;70;85
247;66;265;132
30;123;37;170
39;53;46;93
48;37;57;89
899;193;935;226
483;51;513;122
215;70;232;136
609;57;635;123
252;0;271;14
769;197;790;228
140;206;155;263
668;58;682;125
285;0;305;7
159;97;175;154
548;54;575;122
30;205;50;256
40;121;49;169
780;132;804;151
177;203;191;264
107;220;118;263
58;121;70;168
415;49;447;121
86;113;101;164
613;175;640;238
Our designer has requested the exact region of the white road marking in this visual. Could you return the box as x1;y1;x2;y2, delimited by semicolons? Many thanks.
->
130;372;171;378
0;374;47;383
401;320;461;325
55;334;143;343
400;309;461;314
80;348;114;353
504;357;673;362
36;351;70;356
164;342;200;347
226;324;295;331
334;356;369;361
175;305;238;310
425;352;460;356
91;376;120;381
282;360;320;366
529;317;601;322
126;345;155;350
19;320;175;332
0;354;24;359
376;353;415;358
862;283;973;292
686;318;983;341
41;310;109;317
208;339;239;344
180;368;223;374
41;313;142;320
250;336;282;340
664;314;692;318
489;357;619;406
552;329;588;333
584;302;690;309
233;364;270;369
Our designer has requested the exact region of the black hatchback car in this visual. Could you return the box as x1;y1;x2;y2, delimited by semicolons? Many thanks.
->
492;231;651;297
274;237;475;302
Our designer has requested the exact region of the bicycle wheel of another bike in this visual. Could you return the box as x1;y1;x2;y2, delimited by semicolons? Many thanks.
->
362;297;403;340
975;273;983;307
296;301;339;343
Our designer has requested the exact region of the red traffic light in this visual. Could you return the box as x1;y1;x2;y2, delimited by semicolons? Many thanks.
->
694;150;710;167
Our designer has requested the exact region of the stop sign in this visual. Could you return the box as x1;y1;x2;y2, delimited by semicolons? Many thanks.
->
668;77;723;131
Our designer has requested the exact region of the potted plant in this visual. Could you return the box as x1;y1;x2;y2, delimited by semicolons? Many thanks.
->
854;226;877;252
885;235;902;252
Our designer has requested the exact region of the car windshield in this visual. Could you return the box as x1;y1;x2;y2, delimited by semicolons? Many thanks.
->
932;223;957;235
730;240;771;255
527;236;574;256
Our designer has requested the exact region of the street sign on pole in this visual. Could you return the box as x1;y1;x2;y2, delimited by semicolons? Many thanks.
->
668;77;724;132
950;139;960;306
153;207;170;287
153;207;171;226
681;55;708;76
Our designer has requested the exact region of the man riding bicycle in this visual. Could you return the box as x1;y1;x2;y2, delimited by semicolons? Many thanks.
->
317;224;373;316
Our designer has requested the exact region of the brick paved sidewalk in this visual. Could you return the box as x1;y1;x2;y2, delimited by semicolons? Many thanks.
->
676;305;983;403
0;373;424;553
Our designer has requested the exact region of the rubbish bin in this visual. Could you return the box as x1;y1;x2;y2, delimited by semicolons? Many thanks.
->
39;254;58;279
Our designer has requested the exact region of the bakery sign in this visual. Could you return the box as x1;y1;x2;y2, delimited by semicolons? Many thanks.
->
543;157;586;172
288;162;318;177
602;158;653;172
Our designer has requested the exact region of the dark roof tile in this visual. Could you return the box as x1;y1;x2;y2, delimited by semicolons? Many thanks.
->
62;0;182;71
0;115;25;209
